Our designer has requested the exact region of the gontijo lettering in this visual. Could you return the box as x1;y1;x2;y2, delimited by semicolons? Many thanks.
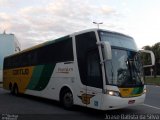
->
13;68;29;75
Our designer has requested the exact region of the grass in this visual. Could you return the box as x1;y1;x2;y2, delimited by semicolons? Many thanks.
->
145;76;160;86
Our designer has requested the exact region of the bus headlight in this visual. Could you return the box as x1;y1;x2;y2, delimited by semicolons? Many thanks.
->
106;90;120;97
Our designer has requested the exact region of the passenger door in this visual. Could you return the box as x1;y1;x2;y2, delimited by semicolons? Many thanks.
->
75;32;103;108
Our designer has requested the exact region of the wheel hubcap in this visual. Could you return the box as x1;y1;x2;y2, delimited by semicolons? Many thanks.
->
64;92;73;106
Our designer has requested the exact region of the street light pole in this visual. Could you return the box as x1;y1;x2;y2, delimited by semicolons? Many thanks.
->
93;22;103;29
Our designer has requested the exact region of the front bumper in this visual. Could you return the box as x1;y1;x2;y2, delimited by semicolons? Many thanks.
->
100;93;146;110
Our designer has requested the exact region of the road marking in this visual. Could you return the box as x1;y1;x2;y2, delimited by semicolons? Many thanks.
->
142;104;160;110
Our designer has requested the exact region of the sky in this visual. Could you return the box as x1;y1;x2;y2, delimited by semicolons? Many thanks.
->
0;0;160;50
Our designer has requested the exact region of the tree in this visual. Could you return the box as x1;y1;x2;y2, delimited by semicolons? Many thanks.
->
152;42;160;77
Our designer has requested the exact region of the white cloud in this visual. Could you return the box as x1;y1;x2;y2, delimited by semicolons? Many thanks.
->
0;13;11;20
0;0;120;49
99;6;116;15
0;0;14;7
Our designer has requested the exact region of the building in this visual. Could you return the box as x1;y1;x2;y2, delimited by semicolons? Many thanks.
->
0;32;21;82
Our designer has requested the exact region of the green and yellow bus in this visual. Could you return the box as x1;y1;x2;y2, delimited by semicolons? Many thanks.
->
3;29;155;110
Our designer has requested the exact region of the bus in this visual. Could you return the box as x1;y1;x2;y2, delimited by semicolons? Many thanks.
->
3;29;155;110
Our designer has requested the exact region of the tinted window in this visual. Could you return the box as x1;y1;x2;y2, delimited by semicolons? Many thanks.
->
4;37;73;69
76;32;102;88
37;37;73;64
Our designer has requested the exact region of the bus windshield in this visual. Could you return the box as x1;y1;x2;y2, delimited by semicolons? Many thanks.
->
105;49;144;87
99;30;137;50
99;31;144;87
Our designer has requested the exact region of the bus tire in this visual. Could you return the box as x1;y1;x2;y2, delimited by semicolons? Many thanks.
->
60;88;73;109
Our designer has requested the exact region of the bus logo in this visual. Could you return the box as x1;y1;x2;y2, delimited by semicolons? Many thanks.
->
78;94;95;105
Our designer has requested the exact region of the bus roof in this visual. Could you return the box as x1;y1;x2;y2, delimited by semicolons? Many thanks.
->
5;28;133;58
71;28;133;39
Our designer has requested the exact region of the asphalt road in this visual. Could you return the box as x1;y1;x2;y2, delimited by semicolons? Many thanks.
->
0;85;160;120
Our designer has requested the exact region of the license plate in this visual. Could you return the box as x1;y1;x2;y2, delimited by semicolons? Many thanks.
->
128;100;135;104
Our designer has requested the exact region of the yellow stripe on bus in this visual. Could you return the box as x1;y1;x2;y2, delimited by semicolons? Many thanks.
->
119;87;143;97
3;66;34;93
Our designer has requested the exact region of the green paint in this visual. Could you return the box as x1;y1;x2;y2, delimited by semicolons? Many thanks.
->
34;64;55;91
25;36;70;91
131;87;143;95
27;65;44;90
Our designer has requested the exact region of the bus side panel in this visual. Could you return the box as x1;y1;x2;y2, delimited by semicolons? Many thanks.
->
3;66;34;93
19;62;87;108
24;62;85;106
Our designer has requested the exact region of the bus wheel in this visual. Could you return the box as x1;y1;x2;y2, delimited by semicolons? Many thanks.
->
13;85;19;96
61;89;73;109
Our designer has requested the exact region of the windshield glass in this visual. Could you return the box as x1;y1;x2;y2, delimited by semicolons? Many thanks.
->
99;31;144;87
99;30;138;50
105;49;144;87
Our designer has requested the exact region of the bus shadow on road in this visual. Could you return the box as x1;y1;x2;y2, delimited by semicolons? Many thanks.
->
71;105;140;118
19;93;139;115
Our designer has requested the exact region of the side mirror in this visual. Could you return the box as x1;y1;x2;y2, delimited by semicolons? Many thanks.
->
139;49;155;67
97;41;112;62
